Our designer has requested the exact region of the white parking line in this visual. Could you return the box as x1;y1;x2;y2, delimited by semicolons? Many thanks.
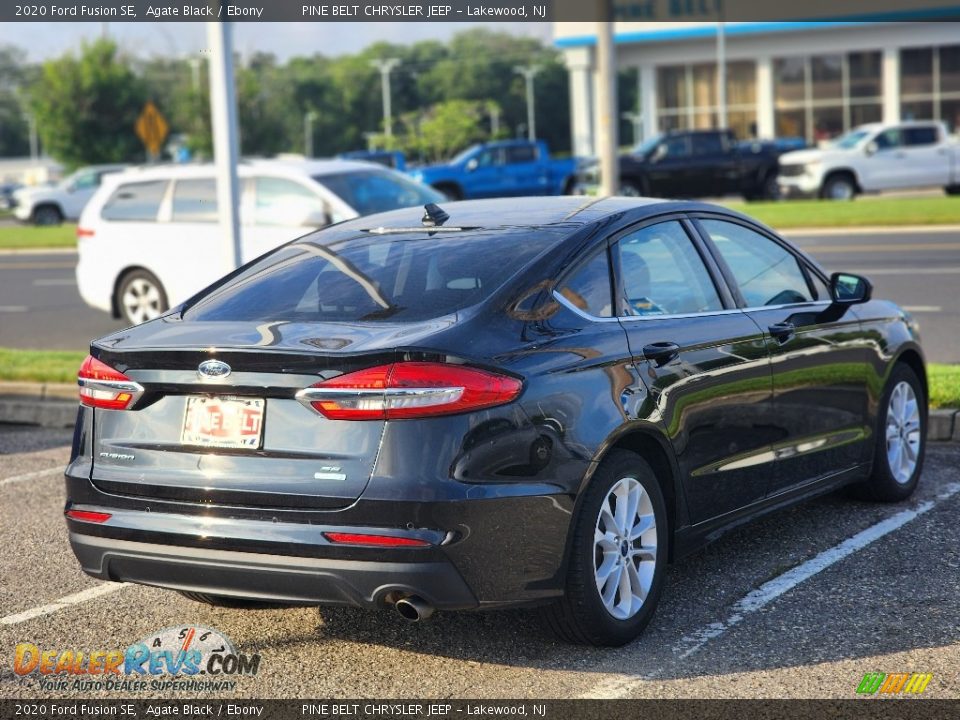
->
0;466;62;488
581;481;960;699
32;278;76;286
0;583;126;626
902;306;943;313
0;305;27;312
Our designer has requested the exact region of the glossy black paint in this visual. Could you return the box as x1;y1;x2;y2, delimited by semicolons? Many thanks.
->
65;196;925;610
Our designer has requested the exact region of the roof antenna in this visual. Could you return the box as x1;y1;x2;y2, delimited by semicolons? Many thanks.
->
422;203;450;228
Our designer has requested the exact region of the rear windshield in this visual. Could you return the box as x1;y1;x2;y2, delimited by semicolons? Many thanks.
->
184;229;560;323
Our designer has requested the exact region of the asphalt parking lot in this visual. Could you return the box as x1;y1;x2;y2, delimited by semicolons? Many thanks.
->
1;424;958;700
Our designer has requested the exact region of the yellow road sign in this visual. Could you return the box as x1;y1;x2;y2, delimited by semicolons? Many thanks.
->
135;101;169;157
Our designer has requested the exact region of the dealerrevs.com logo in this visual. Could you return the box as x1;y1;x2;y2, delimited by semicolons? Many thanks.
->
856;672;933;696
13;625;260;693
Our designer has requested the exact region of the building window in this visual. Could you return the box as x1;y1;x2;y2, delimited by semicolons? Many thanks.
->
774;51;882;143
900;44;960;130
655;60;756;139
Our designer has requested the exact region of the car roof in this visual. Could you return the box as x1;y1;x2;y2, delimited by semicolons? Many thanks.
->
100;158;383;185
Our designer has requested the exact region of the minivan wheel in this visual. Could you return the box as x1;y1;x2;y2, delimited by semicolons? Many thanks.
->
544;450;667;646
851;364;926;502
32;205;63;226
117;270;168;325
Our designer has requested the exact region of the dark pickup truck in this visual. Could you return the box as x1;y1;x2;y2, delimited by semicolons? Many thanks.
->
592;129;794;201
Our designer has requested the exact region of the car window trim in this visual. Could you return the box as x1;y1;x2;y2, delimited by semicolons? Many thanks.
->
688;213;833;311
554;243;617;320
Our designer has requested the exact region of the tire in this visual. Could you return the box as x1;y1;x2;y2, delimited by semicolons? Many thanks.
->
434;184;463;201
543;449;668;646
178;591;292;609
32;204;63;226
117;269;168;325
945;185;960;196
820;173;857;201
850;363;926;502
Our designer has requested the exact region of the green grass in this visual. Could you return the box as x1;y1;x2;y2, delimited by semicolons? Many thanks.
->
0;223;77;250
726;196;960;229
0;348;87;384
929;364;960;409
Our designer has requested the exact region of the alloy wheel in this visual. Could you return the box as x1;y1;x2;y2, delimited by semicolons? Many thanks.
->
885;380;921;484
593;476;657;620
122;278;163;324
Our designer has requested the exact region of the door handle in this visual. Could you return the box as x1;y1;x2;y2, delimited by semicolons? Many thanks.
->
768;322;796;344
642;341;680;367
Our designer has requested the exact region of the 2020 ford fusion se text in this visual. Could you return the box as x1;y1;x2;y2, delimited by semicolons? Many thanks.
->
65;197;926;646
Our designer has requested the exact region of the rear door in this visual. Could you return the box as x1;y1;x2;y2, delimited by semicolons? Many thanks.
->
646;136;693;197
504;144;547;196
695;216;870;497
166;177;230;300
897;125;951;188
614;217;776;524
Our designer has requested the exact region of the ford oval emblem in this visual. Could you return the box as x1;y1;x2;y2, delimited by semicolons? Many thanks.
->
198;359;231;380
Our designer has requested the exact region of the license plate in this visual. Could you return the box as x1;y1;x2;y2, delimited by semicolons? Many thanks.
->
181;396;264;449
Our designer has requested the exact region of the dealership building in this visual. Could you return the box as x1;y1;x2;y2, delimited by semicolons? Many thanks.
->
553;21;960;155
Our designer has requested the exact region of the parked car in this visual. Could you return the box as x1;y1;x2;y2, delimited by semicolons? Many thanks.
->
65;196;926;646
778;120;960;200
587;130;786;201
75;159;444;325
13;164;127;225
408;140;580;199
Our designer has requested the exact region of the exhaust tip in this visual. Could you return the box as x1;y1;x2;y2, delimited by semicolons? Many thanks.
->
394;595;434;622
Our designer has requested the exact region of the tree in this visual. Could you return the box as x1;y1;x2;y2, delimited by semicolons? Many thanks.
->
417;100;487;162
0;45;34;158
28;40;147;168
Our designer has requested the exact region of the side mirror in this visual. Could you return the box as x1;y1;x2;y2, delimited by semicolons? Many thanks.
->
465;158;479;172
864;141;879;156
301;206;331;228
651;145;667;162
830;272;872;304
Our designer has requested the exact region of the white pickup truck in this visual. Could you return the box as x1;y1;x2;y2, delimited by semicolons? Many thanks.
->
777;120;960;200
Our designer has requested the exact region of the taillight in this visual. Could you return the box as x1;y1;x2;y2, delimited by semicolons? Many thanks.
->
76;227;95;238
65;509;112;524
324;532;430;548
296;362;522;420
78;355;143;410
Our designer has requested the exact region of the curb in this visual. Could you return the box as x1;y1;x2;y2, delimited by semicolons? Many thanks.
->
1;381;959;440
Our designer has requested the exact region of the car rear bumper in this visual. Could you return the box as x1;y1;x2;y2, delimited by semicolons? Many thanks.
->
70;531;477;609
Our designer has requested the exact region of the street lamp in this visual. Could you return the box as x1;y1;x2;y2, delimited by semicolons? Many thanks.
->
513;65;541;141
370;58;401;138
304;110;317;157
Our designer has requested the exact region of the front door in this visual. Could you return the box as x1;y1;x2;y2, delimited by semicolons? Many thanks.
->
696;217;870;497
614;218;776;524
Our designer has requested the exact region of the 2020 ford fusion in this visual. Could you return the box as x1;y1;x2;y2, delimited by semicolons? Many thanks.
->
65;197;926;646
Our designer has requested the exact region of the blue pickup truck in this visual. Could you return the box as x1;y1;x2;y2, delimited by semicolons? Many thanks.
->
408;140;580;200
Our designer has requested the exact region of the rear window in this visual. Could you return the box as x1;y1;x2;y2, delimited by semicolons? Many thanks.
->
172;178;218;222
313;169;443;216
185;229;559;323
101;180;168;222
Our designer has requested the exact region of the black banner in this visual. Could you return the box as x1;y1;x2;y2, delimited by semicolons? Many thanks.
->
3;0;960;23
1;700;958;720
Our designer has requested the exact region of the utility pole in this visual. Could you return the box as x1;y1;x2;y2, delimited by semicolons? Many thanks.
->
597;3;619;196
513;65;541;141
716;20;727;128
26;113;38;163
207;19;242;274
370;58;401;138
489;104;501;137
188;57;201;92
304;111;317;157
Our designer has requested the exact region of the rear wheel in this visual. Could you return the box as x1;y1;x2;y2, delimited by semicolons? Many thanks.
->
850;363;926;502
543;449;667;646
117;269;168;325
32;204;63;226
945;185;960;196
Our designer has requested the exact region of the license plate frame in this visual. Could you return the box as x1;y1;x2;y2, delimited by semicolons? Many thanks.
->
180;396;265;450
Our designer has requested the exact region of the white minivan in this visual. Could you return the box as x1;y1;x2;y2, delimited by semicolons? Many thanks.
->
76;159;444;324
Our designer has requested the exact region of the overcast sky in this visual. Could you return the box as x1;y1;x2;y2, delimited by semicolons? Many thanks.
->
4;22;553;61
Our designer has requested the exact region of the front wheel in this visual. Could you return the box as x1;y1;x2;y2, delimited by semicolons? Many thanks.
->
32;205;63;226
543;449;668;646
820;174;856;201
851;363;926;502
117;270;168;325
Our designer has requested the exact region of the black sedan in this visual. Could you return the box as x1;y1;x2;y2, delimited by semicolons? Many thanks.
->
65;197;926;646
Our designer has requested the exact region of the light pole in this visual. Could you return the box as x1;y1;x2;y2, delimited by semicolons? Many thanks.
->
188;57;202;92
304;111;317;157
596;4;619;197
513;65;541;141
716;20;727;128
370;58;401;138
